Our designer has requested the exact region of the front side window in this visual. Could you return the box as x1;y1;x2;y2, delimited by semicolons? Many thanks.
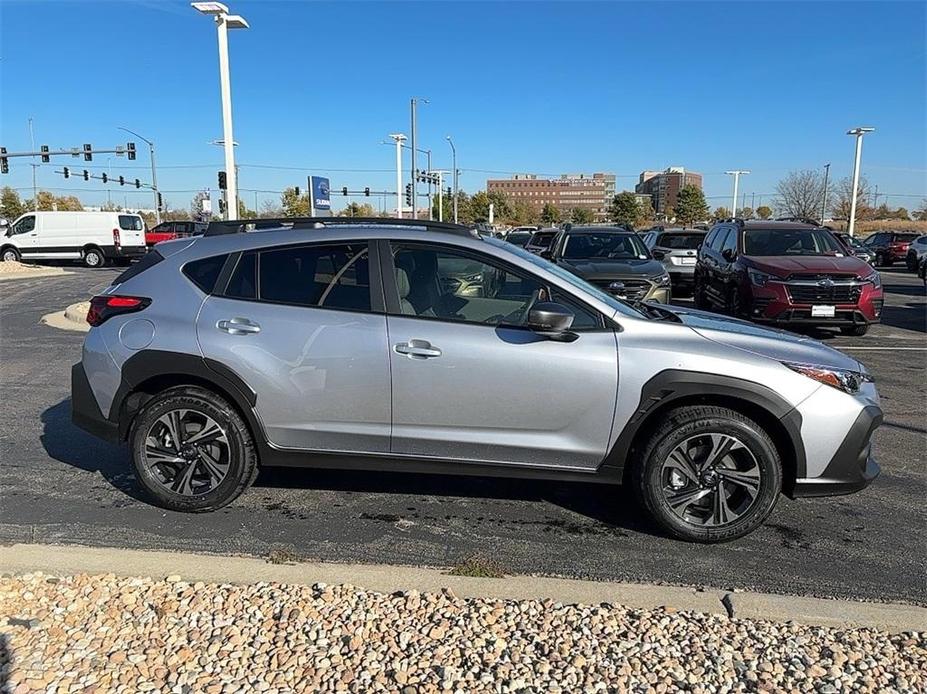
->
743;228;843;256
562;233;648;260
12;215;35;235
259;243;370;311
118;215;143;231
720;228;738;255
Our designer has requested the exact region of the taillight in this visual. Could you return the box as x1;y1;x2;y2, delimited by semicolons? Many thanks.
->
86;295;150;327
113;228;121;247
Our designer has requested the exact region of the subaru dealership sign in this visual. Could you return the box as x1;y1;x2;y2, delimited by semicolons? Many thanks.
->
309;176;331;217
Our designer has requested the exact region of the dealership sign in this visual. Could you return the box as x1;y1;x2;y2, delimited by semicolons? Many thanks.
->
309;176;331;217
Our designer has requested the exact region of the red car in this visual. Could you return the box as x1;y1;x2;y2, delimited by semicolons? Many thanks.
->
145;221;208;249
861;231;919;267
695;220;882;336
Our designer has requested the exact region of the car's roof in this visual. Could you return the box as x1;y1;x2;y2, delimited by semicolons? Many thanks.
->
565;226;635;235
655;227;706;234
731;220;824;231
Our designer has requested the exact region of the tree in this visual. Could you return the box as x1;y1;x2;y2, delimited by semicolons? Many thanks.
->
259;199;284;218
737;207;754;220
0;187;25;222
511;199;539;225
674;185;709;225
914;200;927;221
570;207;594;224
893;207;909;220
340;202;378;218
636;197;655;227
237;200;257;219
609;192;639;227
190;192;217;221
756;205;773;219
712;206;731;220
775;169;824;219
281;186;310;217
831;175;872;221
540;203;561;224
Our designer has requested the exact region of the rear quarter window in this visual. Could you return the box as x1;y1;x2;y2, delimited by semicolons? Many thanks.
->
182;254;230;294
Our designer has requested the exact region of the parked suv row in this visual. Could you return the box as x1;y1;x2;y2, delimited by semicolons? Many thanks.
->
694;220;883;336
73;217;881;543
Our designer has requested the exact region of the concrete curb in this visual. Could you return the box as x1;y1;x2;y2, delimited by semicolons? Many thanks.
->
1;543;923;633
40;301;90;332
0;266;70;282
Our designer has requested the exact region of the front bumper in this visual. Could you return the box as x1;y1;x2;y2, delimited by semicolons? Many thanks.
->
71;362;120;442
791;405;882;497
745;281;882;326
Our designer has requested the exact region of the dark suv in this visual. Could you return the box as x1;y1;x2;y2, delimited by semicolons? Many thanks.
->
862;231;919;267
694;220;883;336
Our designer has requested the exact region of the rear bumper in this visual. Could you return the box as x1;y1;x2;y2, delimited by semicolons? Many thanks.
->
791;405;882;497
113;245;147;258
71;362;120;442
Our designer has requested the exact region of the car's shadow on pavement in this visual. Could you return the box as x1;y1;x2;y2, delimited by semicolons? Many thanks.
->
40;398;658;537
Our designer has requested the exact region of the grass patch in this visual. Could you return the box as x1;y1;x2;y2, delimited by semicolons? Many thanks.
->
447;555;507;579
267;548;301;565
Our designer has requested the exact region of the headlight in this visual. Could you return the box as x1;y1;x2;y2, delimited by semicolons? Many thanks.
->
748;269;774;286
783;361;874;395
862;271;881;288
654;272;671;287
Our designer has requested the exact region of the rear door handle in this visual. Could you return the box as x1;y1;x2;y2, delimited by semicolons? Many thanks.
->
394;339;441;359
217;317;261;335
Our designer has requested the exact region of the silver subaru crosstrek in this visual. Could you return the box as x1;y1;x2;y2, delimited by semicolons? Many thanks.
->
72;218;882;543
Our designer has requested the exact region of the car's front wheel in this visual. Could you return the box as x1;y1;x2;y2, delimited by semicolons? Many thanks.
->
632;405;782;542
693;278;710;310
130;386;258;512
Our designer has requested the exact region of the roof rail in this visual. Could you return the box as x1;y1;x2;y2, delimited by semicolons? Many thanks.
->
203;216;477;238
720;217;746;226
774;216;821;226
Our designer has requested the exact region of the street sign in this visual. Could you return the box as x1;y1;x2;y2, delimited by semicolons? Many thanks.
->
309;176;331;217
202;197;212;214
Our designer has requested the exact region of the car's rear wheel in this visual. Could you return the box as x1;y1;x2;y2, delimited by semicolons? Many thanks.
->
83;247;106;268
840;324;870;336
631;405;782;543
130;386;258;512
906;254;918;272
874;252;889;267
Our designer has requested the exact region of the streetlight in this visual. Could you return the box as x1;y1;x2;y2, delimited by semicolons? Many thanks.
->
725;170;750;218
821;163;830;224
192;1;249;220
388;133;406;218
118;126;160;224
846;127;875;237
446;135;458;223
409;97;428;219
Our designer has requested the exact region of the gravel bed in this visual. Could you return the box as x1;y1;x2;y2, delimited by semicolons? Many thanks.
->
1;572;924;693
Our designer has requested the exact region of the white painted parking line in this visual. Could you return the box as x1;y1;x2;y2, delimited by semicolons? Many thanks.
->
839;346;927;350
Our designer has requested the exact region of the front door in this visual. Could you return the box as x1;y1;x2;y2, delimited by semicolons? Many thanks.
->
196;241;391;452
384;241;619;470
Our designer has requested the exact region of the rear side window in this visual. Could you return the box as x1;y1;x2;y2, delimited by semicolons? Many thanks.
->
226;252;257;299
182;254;229;294
113;250;164;285
258;243;370;311
118;215;143;231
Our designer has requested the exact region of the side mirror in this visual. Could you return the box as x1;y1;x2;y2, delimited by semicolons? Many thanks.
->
651;249;665;260
721;248;735;262
526;302;577;341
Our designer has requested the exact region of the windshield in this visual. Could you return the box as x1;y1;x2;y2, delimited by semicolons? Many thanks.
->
743;228;843;256
506;232;532;247
657;232;704;250
563;233;649;260
484;236;647;319
529;232;555;248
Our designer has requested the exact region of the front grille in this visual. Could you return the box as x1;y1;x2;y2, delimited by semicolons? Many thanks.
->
785;275;862;304
590;278;653;300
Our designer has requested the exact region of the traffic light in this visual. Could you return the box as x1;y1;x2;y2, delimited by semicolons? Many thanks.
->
405;183;412;207
41;145;50;163
364;187;370;197
295;186;300;197
83;144;92;162
127;142;136;161
119;176;125;186
83;170;89;181
2;147;10;174
217;171;227;190
157;192;163;209
135;179;141;189
63;167;70;179
218;199;226;214
446;187;452;197
102;173;108;184
342;187;348;196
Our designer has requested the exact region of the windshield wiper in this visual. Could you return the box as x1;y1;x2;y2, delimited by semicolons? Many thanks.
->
626;299;681;322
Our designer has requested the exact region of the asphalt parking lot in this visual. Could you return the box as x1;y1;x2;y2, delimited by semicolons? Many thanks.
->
0;266;924;605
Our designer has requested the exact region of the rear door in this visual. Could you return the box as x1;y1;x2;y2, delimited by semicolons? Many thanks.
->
196;241;392;452
383;241;618;469
117;214;146;248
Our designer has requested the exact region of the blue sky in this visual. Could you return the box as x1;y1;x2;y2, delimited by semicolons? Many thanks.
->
2;0;925;213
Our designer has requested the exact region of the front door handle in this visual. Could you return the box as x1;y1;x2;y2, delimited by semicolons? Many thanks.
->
394;339;441;359
217;317;261;335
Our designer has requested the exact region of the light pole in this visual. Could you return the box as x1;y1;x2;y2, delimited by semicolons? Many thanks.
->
409;97;428;219
821;163;830;224
846;127;874;237
725;170;750;218
28;118;38;210
388;133;406;218
118;127;160;224
446;135;457;223
193;2;249;220
425;149;432;220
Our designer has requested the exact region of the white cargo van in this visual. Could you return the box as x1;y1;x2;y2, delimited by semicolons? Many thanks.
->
0;211;147;267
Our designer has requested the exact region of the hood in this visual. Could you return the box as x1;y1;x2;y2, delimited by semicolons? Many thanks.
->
666;305;863;372
744;255;871;278
558;258;665;279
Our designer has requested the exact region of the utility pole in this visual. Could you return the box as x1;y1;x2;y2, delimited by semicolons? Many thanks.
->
409;97;428;219
426;150;433;220
446;136;458;223
821;163;830;223
389;133;406;218
28;118;37;210
725;170;750;218
436;171;444;222
751;192;756;211
118;127;160;224
846;127;874;237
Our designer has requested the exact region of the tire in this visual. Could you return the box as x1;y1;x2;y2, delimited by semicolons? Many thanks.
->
130;386;258;512
1;247;21;263
875;252;888;268
840;324;870;336
727;287;745;318
693;278;710;310
83;247;106;268
906;255;918;272
631;405;783;543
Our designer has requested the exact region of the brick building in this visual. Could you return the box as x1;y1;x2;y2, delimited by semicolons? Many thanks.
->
487;173;616;222
635;167;703;217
